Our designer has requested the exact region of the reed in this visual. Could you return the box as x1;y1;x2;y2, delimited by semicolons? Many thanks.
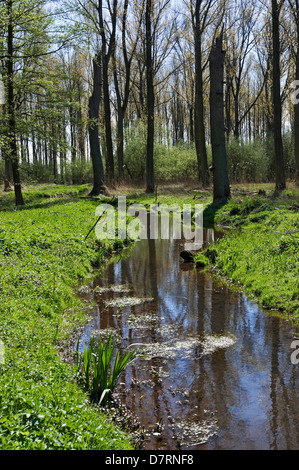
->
76;332;138;404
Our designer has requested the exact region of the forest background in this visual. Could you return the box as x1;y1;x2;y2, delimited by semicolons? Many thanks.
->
1;0;299;205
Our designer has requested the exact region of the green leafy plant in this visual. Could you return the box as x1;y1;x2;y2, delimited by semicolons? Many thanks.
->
76;332;138;405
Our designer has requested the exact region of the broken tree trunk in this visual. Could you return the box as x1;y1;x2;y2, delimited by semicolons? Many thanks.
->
209;33;230;204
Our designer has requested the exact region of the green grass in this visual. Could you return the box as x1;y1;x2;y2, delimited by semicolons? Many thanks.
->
0;186;134;450
195;188;299;318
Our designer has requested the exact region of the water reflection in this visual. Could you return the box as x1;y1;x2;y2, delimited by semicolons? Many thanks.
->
79;229;299;450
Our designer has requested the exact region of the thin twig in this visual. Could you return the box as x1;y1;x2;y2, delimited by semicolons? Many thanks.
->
84;215;103;241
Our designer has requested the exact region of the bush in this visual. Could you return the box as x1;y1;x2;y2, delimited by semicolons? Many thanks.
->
123;120;147;182
226;134;295;183
64;159;93;185
124;121;198;182
155;143;198;182
226;138;272;183
20;161;55;184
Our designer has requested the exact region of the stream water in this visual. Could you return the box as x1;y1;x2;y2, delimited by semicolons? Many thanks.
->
78;227;299;450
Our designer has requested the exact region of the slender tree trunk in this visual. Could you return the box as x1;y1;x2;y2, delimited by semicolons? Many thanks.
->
210;33;230;203
102;56;115;184
69;107;77;184
189;106;194;143
88;55;105;196
44;138;48;167
295;14;299;185
145;0;155;193
116;109;125;181
7;0;24;206
98;0;117;185
234;85;240;139
2;141;13;192
78;107;86;163
272;0;286;191
194;4;209;187
53;152;57;183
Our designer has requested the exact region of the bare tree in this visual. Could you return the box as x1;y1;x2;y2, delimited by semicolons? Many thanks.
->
272;0;286;190
113;0;144;181
88;53;106;195
98;0;117;184
288;0;299;185
225;0;265;140
145;0;155;192
144;0;173;193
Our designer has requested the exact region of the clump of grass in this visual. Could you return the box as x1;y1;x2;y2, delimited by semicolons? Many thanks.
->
76;332;138;405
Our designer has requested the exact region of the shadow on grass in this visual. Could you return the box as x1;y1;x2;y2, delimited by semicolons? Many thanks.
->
0;195;86;212
203;201;228;228
0;185;115;212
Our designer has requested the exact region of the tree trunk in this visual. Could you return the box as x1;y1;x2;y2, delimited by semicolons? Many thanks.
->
98;0;117;185
102;56;115;184
116;109;125;181
88;55;105;196
194;5;209;187
3;153;13;192
189;106;194;142
210;33;230;203
272;0;286;191
295;15;299;186
234;85;240;139
7;0;24;206
145;0;155;193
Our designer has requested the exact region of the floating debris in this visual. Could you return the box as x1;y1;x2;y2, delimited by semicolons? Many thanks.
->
201;334;237;355
172;412;218;447
77;285;92;295
149;366;170;379
128;312;160;328
136;334;237;362
95;284;133;294
104;296;155;308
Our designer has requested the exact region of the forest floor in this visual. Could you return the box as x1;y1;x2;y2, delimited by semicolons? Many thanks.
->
0;181;298;449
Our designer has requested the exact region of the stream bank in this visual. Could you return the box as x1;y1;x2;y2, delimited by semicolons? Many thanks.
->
196;197;299;320
77;223;299;450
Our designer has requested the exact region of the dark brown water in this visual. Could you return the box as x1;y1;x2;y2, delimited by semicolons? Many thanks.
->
78;228;299;450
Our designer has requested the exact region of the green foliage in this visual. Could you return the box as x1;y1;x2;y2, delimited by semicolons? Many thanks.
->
123;121;198;182
0;353;132;450
123;121;295;184
76;333;138;405
64;160;93;185
123;120;147;181
20;161;56;184
226;134;295;183
226;138;272;182
154;143;198;182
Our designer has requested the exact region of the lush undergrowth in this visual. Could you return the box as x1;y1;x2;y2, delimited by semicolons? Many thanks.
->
0;186;134;450
196;187;299;318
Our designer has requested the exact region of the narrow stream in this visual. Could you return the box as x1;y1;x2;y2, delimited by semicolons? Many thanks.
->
78;227;299;450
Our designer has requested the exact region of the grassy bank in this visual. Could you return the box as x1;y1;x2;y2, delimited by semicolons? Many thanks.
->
0;185;134;450
196;186;299;318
